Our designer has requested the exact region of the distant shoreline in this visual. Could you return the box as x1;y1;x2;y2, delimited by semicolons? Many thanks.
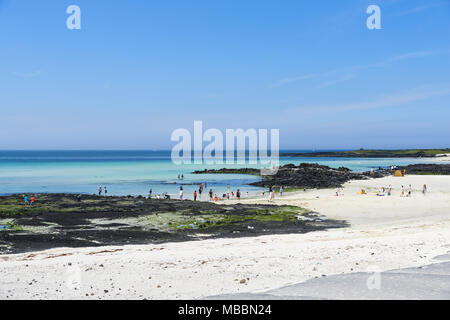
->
280;148;450;158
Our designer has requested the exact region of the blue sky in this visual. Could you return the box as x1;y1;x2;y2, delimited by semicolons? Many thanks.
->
0;0;449;150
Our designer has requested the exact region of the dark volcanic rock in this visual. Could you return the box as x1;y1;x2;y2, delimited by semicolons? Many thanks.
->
193;168;260;175
398;164;450;175
280;149;450;158
0;193;348;255
251;163;369;189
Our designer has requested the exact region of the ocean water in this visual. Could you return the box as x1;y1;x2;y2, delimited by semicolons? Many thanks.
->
0;151;434;199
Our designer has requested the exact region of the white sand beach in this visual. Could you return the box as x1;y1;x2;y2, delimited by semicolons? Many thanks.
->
1;174;449;300
431;154;450;162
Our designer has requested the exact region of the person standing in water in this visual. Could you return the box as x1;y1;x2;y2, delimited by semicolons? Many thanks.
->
193;190;197;201
104;186;107;196
179;186;183;200
209;189;213;201
236;189;241;200
98;186;102;196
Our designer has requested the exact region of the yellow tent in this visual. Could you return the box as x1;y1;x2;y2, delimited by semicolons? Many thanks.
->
394;170;403;177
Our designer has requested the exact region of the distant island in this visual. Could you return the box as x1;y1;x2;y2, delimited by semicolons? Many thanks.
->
280;148;450;158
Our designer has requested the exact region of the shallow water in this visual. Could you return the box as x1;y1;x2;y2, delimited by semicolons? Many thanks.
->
0;150;434;199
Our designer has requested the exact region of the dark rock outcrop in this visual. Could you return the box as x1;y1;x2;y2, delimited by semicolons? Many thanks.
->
398;164;450;175
250;163;370;189
193;168;260;175
0;193;348;254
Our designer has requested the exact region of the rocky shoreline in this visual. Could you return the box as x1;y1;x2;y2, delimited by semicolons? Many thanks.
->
398;164;450;175
194;163;378;189
251;163;374;189
0;193;347;255
281;149;450;158
194;163;450;188
193;168;260;175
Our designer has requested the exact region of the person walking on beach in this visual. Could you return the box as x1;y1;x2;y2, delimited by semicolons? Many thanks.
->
209;189;213;201
423;184;427;195
24;195;29;207
194;190;197;201
400;185;405;197
98;186;102;196
148;189;152;199
269;187;274;201
30;196;35;206
179;186;183;200
280;186;284;197
236;189;241;200
407;184;412;197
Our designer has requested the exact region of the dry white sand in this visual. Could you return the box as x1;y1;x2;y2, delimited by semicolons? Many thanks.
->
431;154;450;162
1;175;449;300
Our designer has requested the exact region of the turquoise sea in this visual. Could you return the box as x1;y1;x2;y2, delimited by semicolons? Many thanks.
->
0;151;435;199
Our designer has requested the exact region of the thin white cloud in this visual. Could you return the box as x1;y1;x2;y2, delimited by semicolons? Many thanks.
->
398;1;448;16
12;70;41;78
284;83;450;114
271;50;438;88
315;74;356;89
271;70;336;88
